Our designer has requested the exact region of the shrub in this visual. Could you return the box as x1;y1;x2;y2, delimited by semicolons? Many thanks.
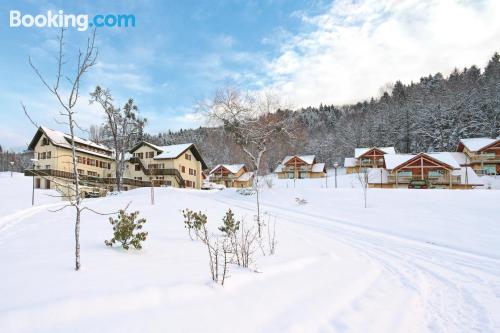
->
218;209;240;236
105;210;148;250
182;209;208;241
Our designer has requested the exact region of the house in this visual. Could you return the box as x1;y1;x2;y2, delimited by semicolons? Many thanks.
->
457;137;500;175
275;155;326;179
373;152;481;189
209;164;254;188
126;141;207;189
25;126;135;191
344;147;396;174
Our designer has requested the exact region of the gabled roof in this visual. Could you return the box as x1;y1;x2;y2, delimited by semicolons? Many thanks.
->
458;138;499;152
209;164;246;175
355;147;396;158
384;152;460;171
130;141;208;169
28;126;113;159
282;155;316;165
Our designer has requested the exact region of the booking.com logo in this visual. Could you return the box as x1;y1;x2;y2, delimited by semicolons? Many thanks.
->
9;10;135;31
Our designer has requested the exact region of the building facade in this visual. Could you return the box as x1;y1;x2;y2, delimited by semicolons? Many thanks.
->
344;147;396;174
457;138;500;175
25;127;206;192
209;164;254;188
275;155;326;179
126;141;207;189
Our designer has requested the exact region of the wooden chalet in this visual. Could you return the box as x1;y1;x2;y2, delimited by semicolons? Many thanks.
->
345;147;396;174
378;152;480;189
209;164;254;188
457;137;500;175
275;155;326;179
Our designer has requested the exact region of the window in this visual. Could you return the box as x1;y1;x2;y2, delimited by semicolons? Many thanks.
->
137;152;144;159
166;180;172;186
45;165;50;169
41;137;49;146
146;151;155;158
189;168;194;175
46;151;51;159
134;177;143;180
185;153;191;161
135;165;141;171
185;180;192;187
181;166;186;173
428;170;443;178
397;171;412;177
192;181;196;188
77;169;84;175
193;170;197;176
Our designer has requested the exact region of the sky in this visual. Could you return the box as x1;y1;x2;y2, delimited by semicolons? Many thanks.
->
1;0;500;151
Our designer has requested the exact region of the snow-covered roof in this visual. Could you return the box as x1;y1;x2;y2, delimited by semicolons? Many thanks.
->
427;152;461;169
40;126;112;152
384;152;461;170
383;154;415;170
344;157;357;168
311;163;326;173
282;155;316;165
448;152;467;165
355;147;396;158
236;172;254;182
154;143;194;159
209;164;245;175
274;164;283;173
452;167;482;185
459;138;497;152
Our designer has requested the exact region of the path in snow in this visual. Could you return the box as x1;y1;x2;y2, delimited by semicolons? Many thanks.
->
216;194;500;332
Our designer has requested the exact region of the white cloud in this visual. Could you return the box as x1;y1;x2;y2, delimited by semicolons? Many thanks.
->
265;0;500;106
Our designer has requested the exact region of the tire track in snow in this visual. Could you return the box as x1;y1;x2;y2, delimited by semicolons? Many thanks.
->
215;196;500;332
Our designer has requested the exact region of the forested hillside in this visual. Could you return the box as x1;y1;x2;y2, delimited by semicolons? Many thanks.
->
146;53;500;172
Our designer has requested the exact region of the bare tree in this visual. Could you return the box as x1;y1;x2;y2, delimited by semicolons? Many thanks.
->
90;87;146;192
355;167;372;208
27;28;98;271
206;87;294;236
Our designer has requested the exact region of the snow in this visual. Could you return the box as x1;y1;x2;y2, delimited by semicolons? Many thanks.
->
343;157;357;167
452;167;483;185
311;162;325;173
209;164;245;174
236;171;254;182
282;155;316;165
449;151;467;165
354;147;396;158
383;154;415;170
460;138;497;152
384;152;460;170
41;126;112;152
154;143;193;159
1;171;499;332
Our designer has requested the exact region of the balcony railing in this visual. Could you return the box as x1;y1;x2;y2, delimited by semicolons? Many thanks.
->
25;169;151;187
387;175;461;184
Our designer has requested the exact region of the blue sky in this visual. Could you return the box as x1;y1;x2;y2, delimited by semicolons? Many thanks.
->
1;0;500;150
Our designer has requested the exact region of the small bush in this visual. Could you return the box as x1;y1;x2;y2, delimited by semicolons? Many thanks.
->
182;209;208;241
105;210;148;250
218;209;240;236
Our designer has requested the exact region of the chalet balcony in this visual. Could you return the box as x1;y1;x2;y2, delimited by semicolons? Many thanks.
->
468;155;500;163
387;175;461;184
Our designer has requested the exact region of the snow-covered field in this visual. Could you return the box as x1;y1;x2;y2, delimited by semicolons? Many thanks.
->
1;171;500;332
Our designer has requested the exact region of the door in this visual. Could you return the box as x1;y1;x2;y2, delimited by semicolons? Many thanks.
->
45;179;51;189
35;178;41;189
